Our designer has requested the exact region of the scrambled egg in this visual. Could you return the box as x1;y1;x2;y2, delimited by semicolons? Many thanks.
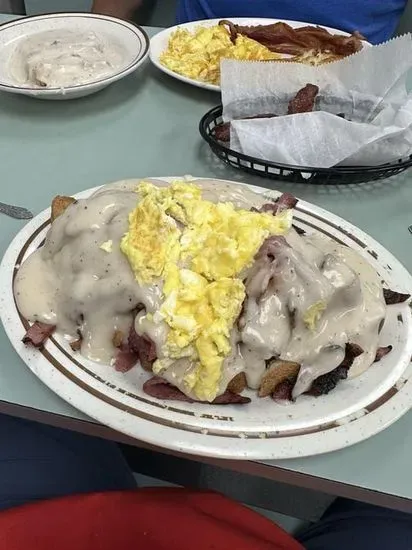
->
121;181;292;401
160;25;280;85
100;240;113;253
303;301;327;331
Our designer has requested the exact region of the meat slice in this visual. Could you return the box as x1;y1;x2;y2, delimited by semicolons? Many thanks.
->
22;322;55;348
383;289;410;305
114;343;139;373
143;377;194;402
287;84;319;115
257;193;298;216
272;379;295;402
374;345;393;363
212;392;251;405
129;327;157;372
143;377;251;405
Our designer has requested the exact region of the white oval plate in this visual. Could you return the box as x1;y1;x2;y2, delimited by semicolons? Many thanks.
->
1;177;411;460
150;18;364;92
0;13;150;100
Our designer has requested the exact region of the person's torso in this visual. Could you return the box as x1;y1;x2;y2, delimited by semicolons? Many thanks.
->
176;0;406;44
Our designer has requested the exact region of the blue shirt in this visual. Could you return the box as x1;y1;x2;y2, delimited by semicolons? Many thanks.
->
176;0;406;45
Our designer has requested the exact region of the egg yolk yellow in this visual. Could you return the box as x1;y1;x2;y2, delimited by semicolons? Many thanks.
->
121;181;292;401
160;25;280;85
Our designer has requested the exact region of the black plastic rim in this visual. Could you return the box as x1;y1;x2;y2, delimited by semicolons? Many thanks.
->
199;105;412;185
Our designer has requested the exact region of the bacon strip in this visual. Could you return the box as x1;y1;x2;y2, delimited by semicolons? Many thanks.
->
383;289;411;305
22;322;55;348
143;376;251;405
287;84;319;115
219;20;364;57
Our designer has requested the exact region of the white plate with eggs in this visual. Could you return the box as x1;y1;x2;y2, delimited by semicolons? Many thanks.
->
150;18;369;92
1;176;412;460
0;13;150;100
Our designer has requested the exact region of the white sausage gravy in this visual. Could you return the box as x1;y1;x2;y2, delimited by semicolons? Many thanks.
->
9;29;124;88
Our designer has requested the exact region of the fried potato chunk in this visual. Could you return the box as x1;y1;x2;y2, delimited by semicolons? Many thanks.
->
227;372;247;395
258;360;300;398
51;195;76;222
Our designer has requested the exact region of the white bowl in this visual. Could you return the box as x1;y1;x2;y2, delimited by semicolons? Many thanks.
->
0;13;150;100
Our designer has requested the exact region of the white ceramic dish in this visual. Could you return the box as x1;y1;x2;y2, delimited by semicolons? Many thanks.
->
1;177;411;460
150;18;363;92
0;13;150;100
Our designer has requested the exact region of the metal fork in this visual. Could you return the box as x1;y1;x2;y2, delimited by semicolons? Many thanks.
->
0;201;33;220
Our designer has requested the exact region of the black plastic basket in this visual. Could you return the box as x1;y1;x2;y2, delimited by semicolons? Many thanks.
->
199;105;412;185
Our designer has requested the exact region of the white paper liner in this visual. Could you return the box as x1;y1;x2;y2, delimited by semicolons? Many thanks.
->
220;35;412;168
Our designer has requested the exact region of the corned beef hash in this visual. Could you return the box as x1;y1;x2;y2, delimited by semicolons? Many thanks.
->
15;179;410;405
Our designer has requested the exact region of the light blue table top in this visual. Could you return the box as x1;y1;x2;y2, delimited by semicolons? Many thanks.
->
0;15;411;510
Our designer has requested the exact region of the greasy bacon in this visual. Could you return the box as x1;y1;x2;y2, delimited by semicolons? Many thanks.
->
22;322;55;348
219;20;364;58
143;376;251;405
287;84;319;114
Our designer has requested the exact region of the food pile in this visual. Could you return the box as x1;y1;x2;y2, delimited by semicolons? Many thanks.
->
160;21;364;85
16;180;409;406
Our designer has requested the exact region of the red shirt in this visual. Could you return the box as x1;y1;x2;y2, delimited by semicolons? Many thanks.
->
0;488;303;550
